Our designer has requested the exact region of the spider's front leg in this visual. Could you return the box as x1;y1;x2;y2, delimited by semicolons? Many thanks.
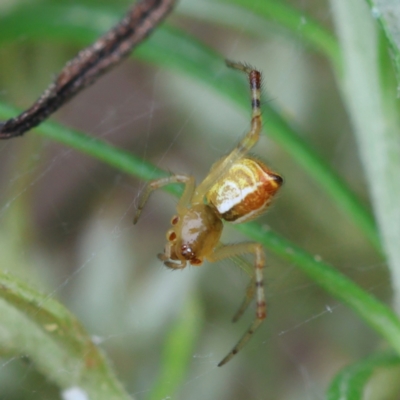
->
133;174;195;224
207;242;266;367
158;249;187;269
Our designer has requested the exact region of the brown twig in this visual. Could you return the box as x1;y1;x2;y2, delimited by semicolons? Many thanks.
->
0;0;177;139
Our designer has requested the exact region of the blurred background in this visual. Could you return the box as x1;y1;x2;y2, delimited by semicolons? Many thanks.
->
0;0;388;399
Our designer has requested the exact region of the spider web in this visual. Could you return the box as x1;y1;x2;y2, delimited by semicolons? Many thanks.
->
0;0;389;399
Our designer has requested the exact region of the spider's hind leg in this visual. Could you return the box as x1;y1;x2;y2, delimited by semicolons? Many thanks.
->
208;242;267;366
232;275;256;323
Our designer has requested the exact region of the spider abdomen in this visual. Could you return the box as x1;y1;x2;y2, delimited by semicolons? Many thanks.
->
206;158;283;224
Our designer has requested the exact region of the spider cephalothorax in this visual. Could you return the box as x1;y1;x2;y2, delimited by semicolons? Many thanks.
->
134;60;283;366
161;203;223;268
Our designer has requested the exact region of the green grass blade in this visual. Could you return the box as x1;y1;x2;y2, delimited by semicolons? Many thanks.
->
331;0;400;309
327;351;400;400
0;102;175;193
147;295;203;400
0;270;131;399
213;0;341;71
364;0;400;82
0;2;380;251
236;222;400;357
0;101;399;358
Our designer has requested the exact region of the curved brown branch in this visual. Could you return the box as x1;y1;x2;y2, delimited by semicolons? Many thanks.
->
0;0;177;139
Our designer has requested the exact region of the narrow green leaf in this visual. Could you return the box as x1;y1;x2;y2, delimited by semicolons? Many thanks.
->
213;0;341;72
236;222;400;358
331;0;400;309
0;270;131;399
147;295;203;400
327;351;400;400
364;0;400;82
1;101;399;360
0;102;179;197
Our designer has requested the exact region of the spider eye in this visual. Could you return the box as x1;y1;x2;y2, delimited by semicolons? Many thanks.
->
167;230;176;241
171;215;179;225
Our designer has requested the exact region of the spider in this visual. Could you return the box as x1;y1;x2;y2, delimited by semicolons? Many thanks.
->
133;60;283;366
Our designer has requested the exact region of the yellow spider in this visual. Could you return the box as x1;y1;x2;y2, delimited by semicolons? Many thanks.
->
134;60;283;366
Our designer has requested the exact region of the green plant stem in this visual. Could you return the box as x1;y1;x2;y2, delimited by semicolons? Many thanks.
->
331;0;400;311
237;222;400;357
147;295;202;400
0;270;131;399
327;351;400;400
215;0;341;72
364;0;400;82
1;102;399;359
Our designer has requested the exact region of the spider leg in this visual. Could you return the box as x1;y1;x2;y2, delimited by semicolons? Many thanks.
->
158;251;187;270
225;60;262;156
232;274;256;323
133;174;195;223
219;251;257;322
219;307;264;367
192;61;262;203
207;242;266;366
